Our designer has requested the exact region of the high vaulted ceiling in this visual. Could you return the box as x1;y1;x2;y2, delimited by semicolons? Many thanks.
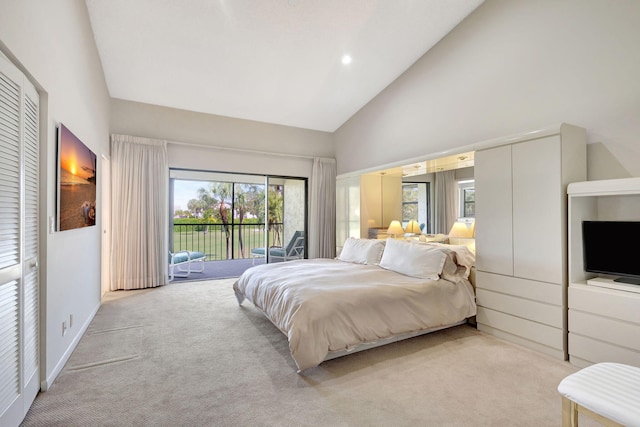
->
86;0;483;132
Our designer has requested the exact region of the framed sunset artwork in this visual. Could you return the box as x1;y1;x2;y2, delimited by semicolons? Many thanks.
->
56;123;97;231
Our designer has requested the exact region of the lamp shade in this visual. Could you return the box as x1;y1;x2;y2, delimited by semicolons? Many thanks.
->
405;220;421;234
386;220;405;236
448;220;475;239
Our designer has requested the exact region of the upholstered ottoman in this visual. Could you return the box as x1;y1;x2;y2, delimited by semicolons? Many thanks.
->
558;362;640;427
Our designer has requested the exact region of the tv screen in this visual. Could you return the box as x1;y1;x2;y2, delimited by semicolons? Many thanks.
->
582;221;640;284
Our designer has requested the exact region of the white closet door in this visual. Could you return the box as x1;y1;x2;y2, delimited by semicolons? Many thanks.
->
512;136;562;284
0;54;23;425
0;53;40;427
22;78;40;411
475;145;513;276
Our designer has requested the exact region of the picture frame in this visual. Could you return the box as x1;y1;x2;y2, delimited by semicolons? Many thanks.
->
56;123;97;231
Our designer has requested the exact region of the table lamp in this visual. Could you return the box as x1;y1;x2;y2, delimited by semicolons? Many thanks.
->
386;220;405;238
404;220;421;235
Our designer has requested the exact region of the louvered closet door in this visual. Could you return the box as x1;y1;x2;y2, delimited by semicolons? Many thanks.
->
0;53;40;427
22;70;40;415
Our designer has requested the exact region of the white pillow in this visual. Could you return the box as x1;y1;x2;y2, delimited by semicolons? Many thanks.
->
379;238;446;280
419;242;475;278
338;238;385;265
438;247;461;282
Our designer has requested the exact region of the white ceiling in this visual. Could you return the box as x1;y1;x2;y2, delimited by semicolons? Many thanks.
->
86;0;483;132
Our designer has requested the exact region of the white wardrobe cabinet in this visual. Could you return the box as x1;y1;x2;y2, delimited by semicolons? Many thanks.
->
475;124;586;359
475;144;513;276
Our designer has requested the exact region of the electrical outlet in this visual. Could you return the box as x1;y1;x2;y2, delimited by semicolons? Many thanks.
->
69;314;73;328
62;321;67;336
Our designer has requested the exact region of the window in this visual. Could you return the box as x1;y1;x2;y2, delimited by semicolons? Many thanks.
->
402;182;430;233
458;180;475;218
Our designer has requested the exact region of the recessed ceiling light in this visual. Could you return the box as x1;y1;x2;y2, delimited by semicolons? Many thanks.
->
341;55;352;65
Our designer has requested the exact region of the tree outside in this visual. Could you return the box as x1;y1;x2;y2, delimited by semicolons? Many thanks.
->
267;185;284;246
402;184;419;223
175;180;284;260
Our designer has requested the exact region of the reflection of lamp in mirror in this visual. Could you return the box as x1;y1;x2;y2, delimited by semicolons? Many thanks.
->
386;220;405;238
404;220;421;235
448;219;476;250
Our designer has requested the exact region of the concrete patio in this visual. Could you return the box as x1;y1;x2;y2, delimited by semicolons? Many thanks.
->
170;257;266;283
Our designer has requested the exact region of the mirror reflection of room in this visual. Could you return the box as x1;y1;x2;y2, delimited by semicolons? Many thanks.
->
364;151;475;252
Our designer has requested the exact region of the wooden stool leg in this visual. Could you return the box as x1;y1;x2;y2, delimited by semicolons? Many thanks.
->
562;397;578;427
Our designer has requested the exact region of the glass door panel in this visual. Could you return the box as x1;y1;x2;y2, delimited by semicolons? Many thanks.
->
169;169;306;267
232;181;266;260
169;169;264;261
266;176;307;263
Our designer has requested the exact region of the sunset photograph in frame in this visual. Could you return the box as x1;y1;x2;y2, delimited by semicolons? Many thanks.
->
57;123;97;231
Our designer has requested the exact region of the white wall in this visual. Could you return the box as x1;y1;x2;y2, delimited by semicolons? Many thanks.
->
111;98;334;178
334;0;640;179
0;0;110;388
111;96;335;177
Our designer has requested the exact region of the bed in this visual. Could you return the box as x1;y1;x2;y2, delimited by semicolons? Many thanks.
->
233;237;477;372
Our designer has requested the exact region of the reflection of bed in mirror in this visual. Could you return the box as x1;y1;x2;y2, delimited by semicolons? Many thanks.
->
233;238;476;372
336;151;475;258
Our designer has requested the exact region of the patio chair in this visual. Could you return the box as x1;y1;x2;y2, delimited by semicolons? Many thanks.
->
169;250;206;281
251;230;305;265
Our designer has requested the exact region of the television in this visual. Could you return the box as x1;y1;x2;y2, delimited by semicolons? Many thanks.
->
582;221;640;285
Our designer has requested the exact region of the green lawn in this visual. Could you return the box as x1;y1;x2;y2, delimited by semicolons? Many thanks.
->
171;223;281;260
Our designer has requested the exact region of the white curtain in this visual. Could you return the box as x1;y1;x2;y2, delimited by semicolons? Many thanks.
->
434;170;457;234
309;157;336;259
111;134;168;290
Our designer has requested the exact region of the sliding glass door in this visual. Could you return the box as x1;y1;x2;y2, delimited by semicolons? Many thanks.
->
169;169;307;265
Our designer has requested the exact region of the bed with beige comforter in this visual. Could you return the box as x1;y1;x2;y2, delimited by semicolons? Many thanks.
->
233;252;476;371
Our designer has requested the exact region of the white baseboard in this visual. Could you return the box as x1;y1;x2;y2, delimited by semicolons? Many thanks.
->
41;302;101;391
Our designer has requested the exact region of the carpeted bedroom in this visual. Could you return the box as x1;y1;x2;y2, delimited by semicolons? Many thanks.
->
21;279;601;427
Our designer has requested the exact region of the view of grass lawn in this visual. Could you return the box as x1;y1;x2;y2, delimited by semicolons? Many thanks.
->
172;222;282;261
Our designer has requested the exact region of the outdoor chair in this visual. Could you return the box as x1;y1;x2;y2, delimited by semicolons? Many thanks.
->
250;230;305;265
169;250;206;281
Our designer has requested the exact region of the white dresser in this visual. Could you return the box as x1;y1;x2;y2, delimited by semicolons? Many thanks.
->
474;124;587;359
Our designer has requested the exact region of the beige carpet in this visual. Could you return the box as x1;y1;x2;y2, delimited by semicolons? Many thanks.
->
22;279;598;427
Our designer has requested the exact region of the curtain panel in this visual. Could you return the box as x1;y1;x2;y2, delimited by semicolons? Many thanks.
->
434;170;457;235
111;134;168;290
309;157;336;259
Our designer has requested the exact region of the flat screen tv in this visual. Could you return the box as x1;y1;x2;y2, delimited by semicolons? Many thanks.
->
582;221;640;285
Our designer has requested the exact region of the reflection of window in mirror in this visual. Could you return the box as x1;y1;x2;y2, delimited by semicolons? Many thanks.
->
402;182;430;233
458;180;475;218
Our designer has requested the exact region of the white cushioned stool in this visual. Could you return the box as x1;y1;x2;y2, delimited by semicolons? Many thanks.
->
557;362;640;427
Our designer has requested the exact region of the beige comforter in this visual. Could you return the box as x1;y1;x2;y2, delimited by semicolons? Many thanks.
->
233;259;476;371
